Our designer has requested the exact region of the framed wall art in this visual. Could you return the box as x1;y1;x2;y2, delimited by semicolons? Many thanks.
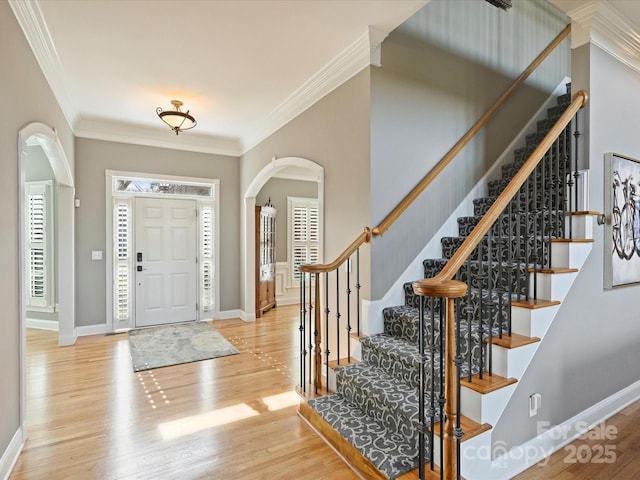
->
604;152;640;288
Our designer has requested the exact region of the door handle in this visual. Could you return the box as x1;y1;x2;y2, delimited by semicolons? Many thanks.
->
137;265;147;272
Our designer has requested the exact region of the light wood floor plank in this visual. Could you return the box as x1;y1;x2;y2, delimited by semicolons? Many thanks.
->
10;305;359;480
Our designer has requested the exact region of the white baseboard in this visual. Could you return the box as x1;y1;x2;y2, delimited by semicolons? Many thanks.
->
76;324;107;337
26;318;58;331
216;309;247;321
485;378;640;479
58;331;77;346
0;427;24;480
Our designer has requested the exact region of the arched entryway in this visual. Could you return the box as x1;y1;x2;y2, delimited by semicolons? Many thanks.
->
243;157;324;320
18;122;75;435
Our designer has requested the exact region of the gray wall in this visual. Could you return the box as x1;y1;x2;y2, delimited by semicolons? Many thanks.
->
241;69;372;308
0;1;75;465
256;177;318;263
493;44;640;449
74;138;240;326
369;0;570;298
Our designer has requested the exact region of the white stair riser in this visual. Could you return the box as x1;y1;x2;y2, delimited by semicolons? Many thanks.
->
461;383;517;425
564;214;594;240
432;429;493;469
491;342;539;379
511;304;559;338
550;242;592;269
528;271;577;300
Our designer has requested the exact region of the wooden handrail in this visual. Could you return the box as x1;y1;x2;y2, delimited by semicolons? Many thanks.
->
300;24;571;275
373;23;571;237
298;228;371;274
414;90;588;293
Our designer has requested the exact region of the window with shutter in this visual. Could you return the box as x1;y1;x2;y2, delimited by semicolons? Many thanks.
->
114;200;132;323
288;197;320;283
25;181;54;309
200;204;214;313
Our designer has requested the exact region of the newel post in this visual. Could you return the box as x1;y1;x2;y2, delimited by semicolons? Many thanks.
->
413;278;467;480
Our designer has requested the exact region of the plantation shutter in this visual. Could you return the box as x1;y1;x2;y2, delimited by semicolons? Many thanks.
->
114;199;132;324
289;198;320;283
26;182;53;308
200;203;214;313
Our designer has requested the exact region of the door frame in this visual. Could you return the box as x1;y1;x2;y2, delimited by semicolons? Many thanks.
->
105;170;220;332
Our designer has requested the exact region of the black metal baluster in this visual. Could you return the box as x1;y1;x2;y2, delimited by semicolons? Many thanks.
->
300;272;306;392
309;273;314;393
418;294;427;480
466;257;473;382
554;135;562;242
346;258;352;362
567;119;575;239
487;228;494;376
455;297;464;480
477;238;485;380
507;202;514;336
336;270;341;365
356;248;361;336
532;162;539;301
430;297;437;472
439;297;445;472
324;272;330;391
524;172;531;300
571;113;581;238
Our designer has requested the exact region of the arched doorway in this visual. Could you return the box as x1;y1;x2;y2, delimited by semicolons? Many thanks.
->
243;157;324;320
18;122;74;435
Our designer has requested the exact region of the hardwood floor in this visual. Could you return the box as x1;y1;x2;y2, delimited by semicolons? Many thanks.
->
10;305;359;480
10;304;640;479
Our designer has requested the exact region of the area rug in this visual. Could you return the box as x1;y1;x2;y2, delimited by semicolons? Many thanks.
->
128;322;239;372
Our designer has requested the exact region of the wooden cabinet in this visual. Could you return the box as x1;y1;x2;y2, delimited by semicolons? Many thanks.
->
255;200;277;318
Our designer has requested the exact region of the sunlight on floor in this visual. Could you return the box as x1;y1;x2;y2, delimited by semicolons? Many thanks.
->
158;403;260;440
158;391;300;440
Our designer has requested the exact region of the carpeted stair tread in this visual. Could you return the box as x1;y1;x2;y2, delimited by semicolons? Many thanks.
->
335;362;421;430
307;394;422;480
361;333;441;389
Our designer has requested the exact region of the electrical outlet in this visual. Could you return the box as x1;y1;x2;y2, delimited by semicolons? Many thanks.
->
529;393;542;417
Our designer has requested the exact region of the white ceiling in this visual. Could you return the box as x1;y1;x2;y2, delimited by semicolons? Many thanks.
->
10;0;427;156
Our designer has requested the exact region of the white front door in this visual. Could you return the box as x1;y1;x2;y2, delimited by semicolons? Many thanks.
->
135;197;197;327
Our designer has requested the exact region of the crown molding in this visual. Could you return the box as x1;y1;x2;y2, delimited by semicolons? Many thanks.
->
9;0;77;129
240;26;389;154
565;0;640;74
75;118;243;157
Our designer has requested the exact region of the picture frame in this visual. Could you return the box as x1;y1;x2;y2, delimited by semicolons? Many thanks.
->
604;152;640;288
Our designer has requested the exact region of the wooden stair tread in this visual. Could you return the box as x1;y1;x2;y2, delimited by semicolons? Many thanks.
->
528;267;578;274
486;333;540;349
350;332;367;341
328;358;358;369
565;210;601;216
295;384;331;401
549;238;594;243
398;465;444;480
512;298;561;309
432;414;492;442
461;373;517;394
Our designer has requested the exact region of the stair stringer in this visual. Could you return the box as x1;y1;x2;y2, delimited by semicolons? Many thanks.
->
454;240;595;480
361;78;572;342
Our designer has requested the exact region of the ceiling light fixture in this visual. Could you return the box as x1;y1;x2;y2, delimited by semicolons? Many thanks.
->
156;100;197;135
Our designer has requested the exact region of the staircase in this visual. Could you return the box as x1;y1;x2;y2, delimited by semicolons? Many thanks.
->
299;85;595;479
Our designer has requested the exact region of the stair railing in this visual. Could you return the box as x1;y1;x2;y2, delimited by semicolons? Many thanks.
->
413;90;588;480
297;24;571;396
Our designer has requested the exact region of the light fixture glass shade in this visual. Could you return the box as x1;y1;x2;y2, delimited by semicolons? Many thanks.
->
156;100;197;135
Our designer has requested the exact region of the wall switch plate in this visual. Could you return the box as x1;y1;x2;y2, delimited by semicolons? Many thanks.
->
529;393;542;417
91;250;103;260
